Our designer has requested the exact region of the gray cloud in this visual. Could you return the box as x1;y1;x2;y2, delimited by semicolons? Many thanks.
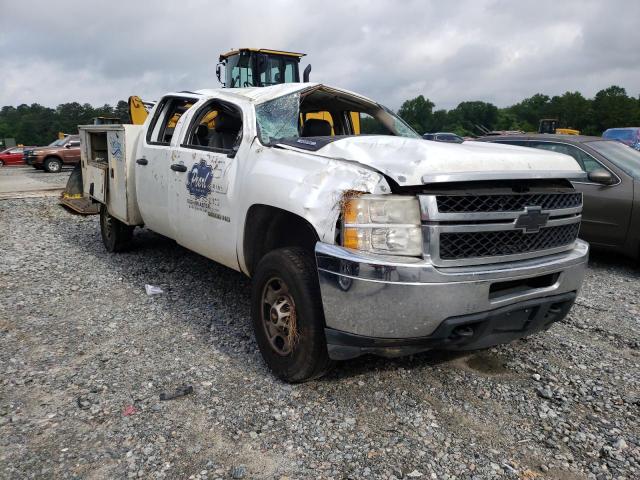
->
0;0;638;110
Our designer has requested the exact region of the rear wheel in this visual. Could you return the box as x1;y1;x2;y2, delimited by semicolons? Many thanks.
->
251;247;332;383
0;160;4;167
44;157;62;173
100;205;134;252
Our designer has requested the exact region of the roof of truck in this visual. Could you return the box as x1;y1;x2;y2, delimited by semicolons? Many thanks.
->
195;83;316;102
188;83;375;105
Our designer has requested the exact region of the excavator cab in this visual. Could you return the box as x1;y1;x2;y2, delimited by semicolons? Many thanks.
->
216;48;310;88
539;119;580;135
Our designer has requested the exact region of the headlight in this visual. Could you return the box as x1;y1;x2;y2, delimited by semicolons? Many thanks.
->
341;194;423;256
32;150;44;155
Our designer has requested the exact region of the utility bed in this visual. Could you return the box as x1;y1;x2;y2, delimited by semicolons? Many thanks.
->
79;125;144;225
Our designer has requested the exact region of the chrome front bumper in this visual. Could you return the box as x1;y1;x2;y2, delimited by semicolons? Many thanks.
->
315;240;588;353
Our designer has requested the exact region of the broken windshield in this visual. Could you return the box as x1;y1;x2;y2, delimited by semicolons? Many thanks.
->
255;93;301;144
255;89;419;145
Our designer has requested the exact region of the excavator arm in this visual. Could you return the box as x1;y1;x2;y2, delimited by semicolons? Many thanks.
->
128;96;155;125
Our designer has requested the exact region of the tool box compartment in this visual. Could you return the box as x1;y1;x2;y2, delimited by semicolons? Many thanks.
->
79;124;144;225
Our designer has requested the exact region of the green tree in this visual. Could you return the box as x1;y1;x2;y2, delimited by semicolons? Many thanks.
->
448;101;498;135
592;86;637;131
506;93;551;130
397;95;435;134
430;109;449;132
114;100;131;123
546;91;593;132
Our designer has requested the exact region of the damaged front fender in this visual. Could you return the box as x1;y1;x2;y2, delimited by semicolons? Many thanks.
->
237;144;390;271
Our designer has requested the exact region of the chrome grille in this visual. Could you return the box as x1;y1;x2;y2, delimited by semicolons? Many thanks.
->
436;192;582;213
439;223;580;260
419;190;582;267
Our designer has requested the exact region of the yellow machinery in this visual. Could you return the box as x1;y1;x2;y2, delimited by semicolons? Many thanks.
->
128;96;153;125
217;48;309;88
128;96;217;128
539;119;580;135
556;128;580;135
130;49;361;133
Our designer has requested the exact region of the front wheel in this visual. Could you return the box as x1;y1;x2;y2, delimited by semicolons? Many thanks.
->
100;205;133;252
251;248;332;383
44;157;62;173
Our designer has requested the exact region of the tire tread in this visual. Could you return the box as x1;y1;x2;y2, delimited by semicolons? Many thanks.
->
251;247;333;382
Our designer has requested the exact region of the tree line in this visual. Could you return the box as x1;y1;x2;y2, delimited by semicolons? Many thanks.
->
0;101;130;146
1;85;639;146
397;85;640;136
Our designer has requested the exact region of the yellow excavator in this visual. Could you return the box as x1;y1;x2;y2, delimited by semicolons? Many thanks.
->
538;119;580;135
128;48;360;133
217;48;310;88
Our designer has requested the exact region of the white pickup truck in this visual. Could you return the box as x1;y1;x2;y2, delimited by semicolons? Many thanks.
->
79;82;588;382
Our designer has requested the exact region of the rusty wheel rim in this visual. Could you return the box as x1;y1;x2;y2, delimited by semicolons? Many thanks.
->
261;277;297;356
102;212;113;241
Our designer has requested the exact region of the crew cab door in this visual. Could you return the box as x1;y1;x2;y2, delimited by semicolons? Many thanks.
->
135;95;197;238
63;138;81;163
167;98;245;270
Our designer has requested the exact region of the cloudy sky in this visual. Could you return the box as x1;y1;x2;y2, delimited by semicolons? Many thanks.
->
1;0;638;110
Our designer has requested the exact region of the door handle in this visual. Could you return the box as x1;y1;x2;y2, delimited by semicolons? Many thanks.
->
136;158;148;165
170;163;187;172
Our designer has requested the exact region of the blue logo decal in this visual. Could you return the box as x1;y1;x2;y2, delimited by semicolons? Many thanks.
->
109;133;123;161
186;160;213;198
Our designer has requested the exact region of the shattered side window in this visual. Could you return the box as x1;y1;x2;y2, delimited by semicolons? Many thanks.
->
255;93;300;144
383;106;420;138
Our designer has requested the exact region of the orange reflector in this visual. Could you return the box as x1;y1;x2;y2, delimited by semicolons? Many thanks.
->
343;200;359;224
343;228;360;249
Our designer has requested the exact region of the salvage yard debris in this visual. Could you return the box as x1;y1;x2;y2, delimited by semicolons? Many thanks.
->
145;284;163;295
122;404;137;416
159;385;194;401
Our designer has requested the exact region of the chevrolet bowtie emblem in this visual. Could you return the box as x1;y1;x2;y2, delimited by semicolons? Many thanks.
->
515;206;549;234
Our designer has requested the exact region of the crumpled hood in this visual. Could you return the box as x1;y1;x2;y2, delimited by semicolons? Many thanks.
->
278;136;584;186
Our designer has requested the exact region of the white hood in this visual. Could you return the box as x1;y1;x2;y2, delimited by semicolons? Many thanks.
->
279;136;585;186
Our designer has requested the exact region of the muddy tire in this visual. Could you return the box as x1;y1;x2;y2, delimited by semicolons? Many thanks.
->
251;247;332;383
44;157;62;173
100;204;133;252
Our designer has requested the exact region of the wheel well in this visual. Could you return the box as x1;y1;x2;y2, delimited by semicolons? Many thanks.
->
44;155;62;163
243;205;319;276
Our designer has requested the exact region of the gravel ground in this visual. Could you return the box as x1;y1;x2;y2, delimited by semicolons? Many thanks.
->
1;197;638;480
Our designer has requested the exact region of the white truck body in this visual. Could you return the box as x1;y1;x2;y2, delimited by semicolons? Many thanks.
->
79;82;589;380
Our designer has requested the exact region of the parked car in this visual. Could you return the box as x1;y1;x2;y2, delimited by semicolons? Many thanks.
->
478;134;640;259
602;127;640;150
24;135;80;172
423;132;464;143
0;146;35;166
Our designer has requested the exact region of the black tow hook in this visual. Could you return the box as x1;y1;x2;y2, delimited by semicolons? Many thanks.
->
452;325;475;338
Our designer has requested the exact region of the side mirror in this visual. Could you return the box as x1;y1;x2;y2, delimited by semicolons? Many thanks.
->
65;143;71;148
588;168;616;185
